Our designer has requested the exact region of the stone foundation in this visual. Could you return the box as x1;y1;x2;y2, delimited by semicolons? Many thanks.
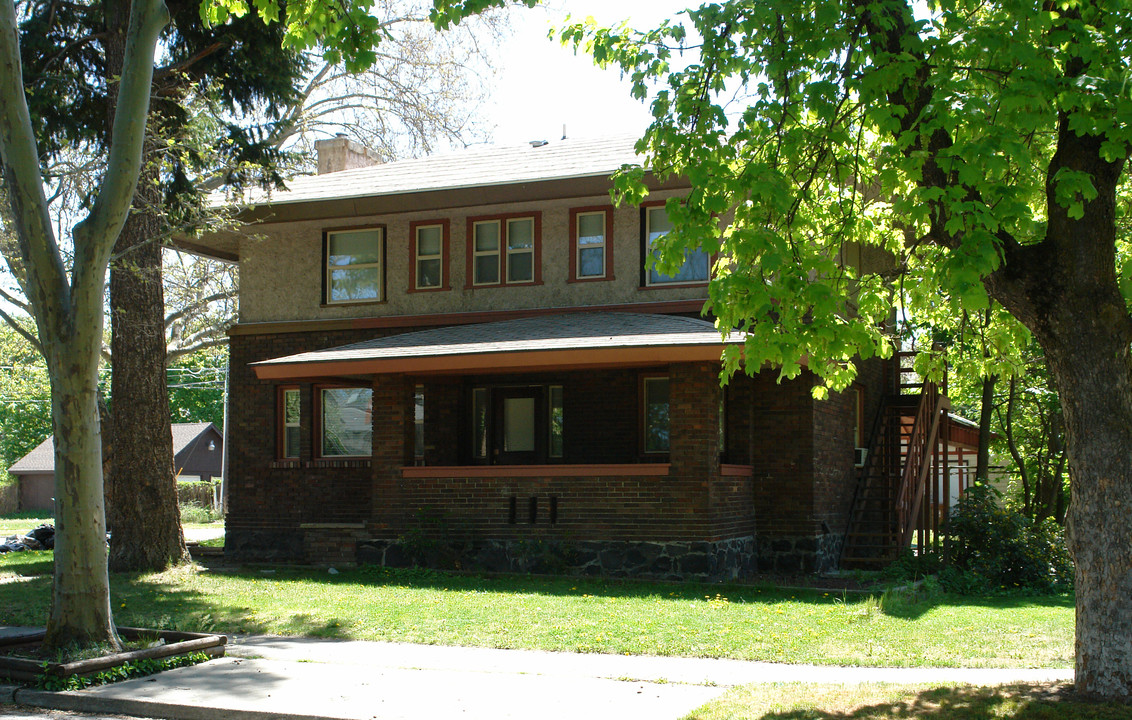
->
755;533;842;574
359;536;756;582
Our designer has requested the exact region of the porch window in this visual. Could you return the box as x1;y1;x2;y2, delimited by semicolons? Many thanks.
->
642;376;670;453
549;385;564;458
325;227;384;303
719;392;726;455
468;213;541;287
414;385;425;463
569;207;613;281
471;387;488;460
319;387;373;458
642;206;708;286
411;220;448;291
279;387;300;459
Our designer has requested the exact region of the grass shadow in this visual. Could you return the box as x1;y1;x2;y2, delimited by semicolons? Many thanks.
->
691;683;1126;720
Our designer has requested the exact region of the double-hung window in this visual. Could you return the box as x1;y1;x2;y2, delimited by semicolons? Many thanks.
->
411;220;448;291
325;227;384;303
468;213;541;286
642;206;709;286
279;387;300;459
569;207;613;281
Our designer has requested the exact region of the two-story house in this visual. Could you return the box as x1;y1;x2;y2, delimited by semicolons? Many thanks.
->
183;134;976;579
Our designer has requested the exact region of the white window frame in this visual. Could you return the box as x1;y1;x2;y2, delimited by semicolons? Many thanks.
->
414;224;445;290
575;210;607;279
281;387;301;459
505;217;535;283
472;220;502;286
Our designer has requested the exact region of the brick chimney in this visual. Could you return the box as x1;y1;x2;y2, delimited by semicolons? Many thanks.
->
314;135;382;174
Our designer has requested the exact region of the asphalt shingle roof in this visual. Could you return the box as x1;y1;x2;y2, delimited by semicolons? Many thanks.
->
254;312;737;370
227;135;645;208
8;422;219;474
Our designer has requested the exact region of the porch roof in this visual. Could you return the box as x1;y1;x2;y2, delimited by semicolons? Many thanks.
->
252;312;742;380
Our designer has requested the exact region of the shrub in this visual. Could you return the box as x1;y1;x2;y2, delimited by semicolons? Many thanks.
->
176;480;217;509
942;482;1073;594
179;501;221;524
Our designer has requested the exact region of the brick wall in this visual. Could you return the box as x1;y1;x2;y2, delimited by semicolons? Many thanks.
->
749;369;817;537
227;321;887;570
227;325;752;559
812;356;887;537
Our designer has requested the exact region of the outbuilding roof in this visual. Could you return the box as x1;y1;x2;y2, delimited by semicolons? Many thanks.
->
8;422;221;475
253;311;740;380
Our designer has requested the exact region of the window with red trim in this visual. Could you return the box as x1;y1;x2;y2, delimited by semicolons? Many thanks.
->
568;207;614;282
641;205;708;286
317;386;373;458
409;220;450;291
467;213;542;287
279;386;301;459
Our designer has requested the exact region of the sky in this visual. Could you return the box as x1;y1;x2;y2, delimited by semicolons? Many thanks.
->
483;1;693;146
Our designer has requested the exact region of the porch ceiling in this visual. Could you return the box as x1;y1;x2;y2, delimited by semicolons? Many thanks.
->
252;312;743;380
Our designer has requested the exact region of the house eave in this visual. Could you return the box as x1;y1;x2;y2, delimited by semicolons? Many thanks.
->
252;343;732;380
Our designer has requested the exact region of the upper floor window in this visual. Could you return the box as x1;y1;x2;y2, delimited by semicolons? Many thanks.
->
569;207;613;282
410;220;449;292
325;227;384;303
467;213;541;287
642;206;709;286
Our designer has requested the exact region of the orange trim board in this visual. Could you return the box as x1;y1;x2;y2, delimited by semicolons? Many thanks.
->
229;299;708;337
252;344;734;380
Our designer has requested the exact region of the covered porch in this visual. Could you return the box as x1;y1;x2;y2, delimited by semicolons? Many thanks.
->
251;312;758;579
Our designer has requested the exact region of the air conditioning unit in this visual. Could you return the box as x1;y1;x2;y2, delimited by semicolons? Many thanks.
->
854;447;868;468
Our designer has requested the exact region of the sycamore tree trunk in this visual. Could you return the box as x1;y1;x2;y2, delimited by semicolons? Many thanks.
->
985;123;1132;698
0;0;168;651
107;167;188;571
43;331;118;649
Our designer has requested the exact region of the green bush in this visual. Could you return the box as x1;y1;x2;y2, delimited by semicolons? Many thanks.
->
942;482;1073;594
179;501;221;524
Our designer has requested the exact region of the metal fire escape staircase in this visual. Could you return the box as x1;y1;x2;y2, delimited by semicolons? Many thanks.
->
840;353;951;569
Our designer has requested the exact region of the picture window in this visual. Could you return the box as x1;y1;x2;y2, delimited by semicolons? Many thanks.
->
325;227;384;303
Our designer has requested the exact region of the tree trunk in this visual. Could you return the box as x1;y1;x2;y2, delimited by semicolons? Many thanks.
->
101;0;186;573
975;374;995;481
984;123;1132;699
42;324;119;650
1043;327;1132;699
106;171;188;571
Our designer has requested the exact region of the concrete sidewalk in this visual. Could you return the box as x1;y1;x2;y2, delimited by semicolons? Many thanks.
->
1;632;1074;720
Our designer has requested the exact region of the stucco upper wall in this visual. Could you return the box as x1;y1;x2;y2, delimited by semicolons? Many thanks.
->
238;189;709;323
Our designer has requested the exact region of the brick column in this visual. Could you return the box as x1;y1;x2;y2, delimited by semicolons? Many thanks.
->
425;379;461;466
668;362;721;533
371;374;413;536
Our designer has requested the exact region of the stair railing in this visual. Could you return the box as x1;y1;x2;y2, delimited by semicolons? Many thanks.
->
895;378;950;547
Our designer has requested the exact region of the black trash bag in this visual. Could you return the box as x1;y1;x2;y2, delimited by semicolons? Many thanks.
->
27;524;54;544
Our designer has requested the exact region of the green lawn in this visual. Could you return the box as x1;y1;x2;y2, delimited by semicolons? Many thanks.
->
0;514;51;537
0;515;221;535
0;559;1073;669
687;683;1126;720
